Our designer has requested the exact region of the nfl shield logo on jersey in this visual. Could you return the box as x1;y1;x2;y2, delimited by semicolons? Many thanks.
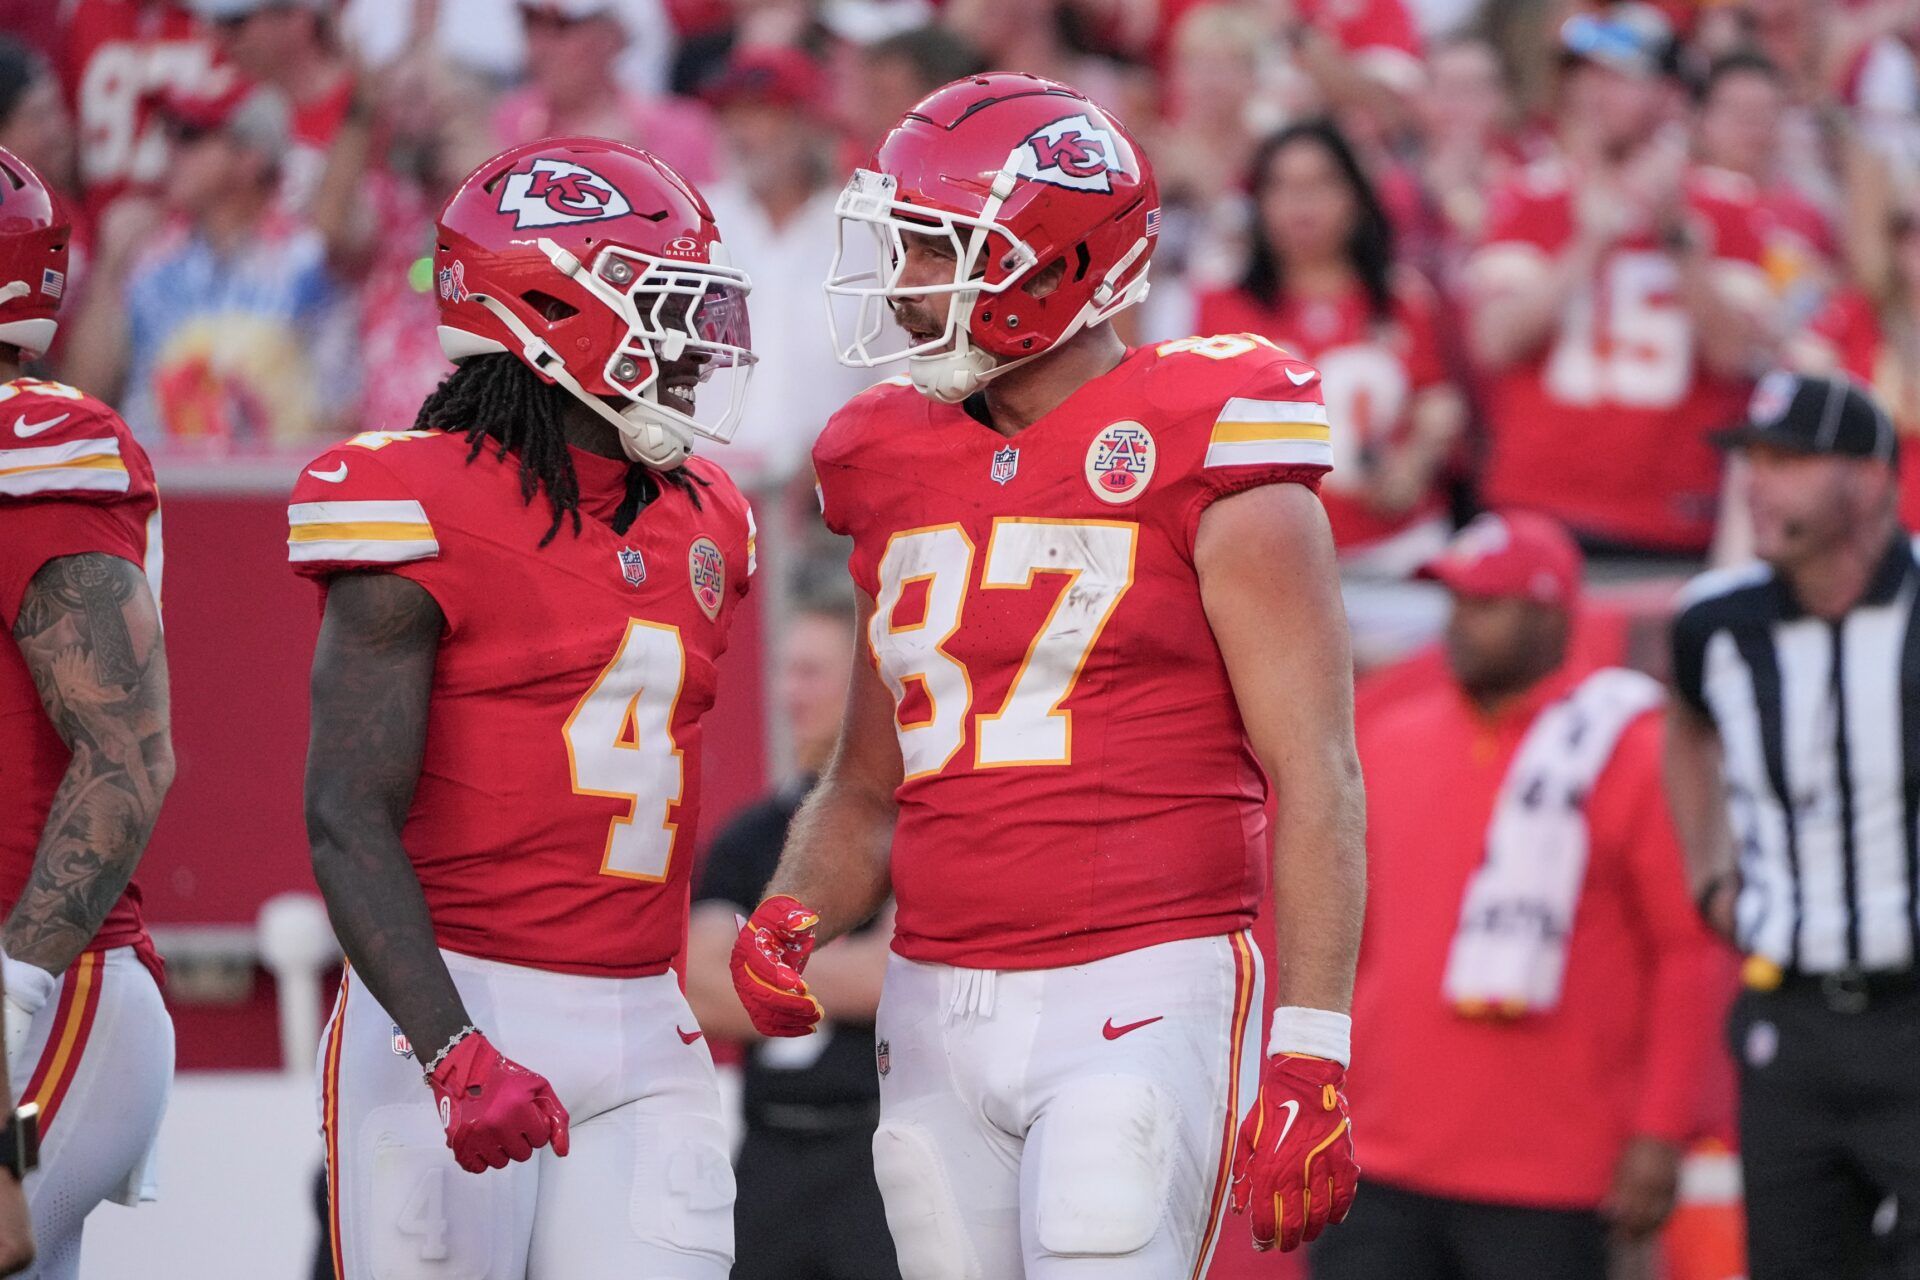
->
1085;420;1156;504
616;546;647;587
390;1025;412;1057
876;1039;891;1077
689;537;726;620
991;445;1019;485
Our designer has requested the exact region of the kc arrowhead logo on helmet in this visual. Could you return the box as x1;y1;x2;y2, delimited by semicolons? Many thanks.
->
497;158;634;229
1016;114;1124;193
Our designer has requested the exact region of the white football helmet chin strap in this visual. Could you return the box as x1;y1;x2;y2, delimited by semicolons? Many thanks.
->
904;233;1154;404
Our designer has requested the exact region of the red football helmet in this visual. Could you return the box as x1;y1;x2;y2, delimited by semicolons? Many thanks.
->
0;146;70;358
825;74;1158;402
436;137;755;468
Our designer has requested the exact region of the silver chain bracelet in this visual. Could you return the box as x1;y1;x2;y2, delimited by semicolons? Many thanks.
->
421;1024;479;1079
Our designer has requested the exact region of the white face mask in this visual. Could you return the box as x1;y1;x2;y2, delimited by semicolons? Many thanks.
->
439;239;758;470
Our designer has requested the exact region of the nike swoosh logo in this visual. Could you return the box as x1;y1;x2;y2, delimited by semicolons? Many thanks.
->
13;413;68;438
676;1026;704;1045
1102;1015;1164;1040
1285;366;1317;386
1273;1098;1300;1145
307;463;349;483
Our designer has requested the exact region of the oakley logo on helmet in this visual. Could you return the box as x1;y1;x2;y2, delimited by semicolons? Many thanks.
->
1017;115;1123;193
497;158;634;229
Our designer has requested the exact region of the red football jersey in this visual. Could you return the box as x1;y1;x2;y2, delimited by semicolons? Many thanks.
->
64;0;224;225
0;377;160;958
814;337;1331;970
1471;163;1767;552
288;430;754;977
1195;270;1449;558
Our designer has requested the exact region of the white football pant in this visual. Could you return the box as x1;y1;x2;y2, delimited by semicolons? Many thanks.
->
871;932;1263;1279
13;946;173;1280
318;950;734;1279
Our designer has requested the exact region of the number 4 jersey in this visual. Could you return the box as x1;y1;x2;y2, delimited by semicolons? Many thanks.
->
814;337;1332;970
288;430;754;976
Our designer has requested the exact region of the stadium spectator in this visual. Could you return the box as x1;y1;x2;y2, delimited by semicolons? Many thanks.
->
1136;1;1278;329
1413;32;1523;285
837;23;985;165
1693;52;1837;324
0;38;77;210
493;0;720;184
1465;4;1774;565
188;0;351;211
309;54;493;432
1667;371;1920;1279
684;584;899;1280
1318;511;1725;1280
63;85;357;447
61;0;224;229
699;47;872;481
1196;120;1465;667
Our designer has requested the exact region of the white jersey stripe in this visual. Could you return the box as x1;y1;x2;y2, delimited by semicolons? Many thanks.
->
0;435;123;470
1213;398;1329;427
1203;438;1333;470
0;465;131;498
288;538;440;565
289;499;432;527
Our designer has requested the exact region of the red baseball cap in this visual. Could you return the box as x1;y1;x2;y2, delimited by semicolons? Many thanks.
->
1416;512;1583;606
703;48;828;113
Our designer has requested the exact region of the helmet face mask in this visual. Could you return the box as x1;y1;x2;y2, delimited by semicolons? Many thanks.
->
435;139;757;469
820;76;1158;403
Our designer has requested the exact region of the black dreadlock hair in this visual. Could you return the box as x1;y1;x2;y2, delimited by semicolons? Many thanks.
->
411;353;706;546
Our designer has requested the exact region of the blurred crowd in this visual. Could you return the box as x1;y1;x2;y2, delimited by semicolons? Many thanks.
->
8;0;1920;659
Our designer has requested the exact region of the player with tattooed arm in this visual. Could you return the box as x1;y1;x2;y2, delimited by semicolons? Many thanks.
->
0;146;175;1280
731;76;1365;1274
297;139;757;1279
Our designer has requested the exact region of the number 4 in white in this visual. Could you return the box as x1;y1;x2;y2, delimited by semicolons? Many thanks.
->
564;620;686;881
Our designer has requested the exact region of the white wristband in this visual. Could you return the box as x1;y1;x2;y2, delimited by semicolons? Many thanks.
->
1267;1006;1351;1067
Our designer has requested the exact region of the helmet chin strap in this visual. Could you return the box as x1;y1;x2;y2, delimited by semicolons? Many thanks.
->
473;293;692;470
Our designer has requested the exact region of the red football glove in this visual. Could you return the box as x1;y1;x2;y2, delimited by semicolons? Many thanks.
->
1230;1053;1359;1252
425;1032;570;1174
730;895;825;1037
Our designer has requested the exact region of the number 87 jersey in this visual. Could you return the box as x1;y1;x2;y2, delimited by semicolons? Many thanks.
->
288;430;755;976
814;335;1332;970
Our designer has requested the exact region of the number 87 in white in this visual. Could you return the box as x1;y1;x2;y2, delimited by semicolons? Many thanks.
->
869;518;1139;780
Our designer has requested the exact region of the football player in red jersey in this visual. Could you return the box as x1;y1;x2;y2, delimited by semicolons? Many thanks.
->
0;146;176;1280
731;75;1365;1272
297;138;757;1279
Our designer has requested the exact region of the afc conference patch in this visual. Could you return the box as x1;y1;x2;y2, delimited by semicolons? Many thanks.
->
1085;420;1156;504
689;536;726;619
616;545;647;587
990;444;1019;485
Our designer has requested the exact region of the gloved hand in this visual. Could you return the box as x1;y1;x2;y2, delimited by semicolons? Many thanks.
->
730;895;825;1037
0;952;57;1081
425;1032;570;1174
1231;1053;1359;1252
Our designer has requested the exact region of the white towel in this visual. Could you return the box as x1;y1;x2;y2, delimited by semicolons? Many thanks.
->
1442;667;1665;1017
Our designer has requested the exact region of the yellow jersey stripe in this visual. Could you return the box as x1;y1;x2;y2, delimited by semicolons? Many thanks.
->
1209;421;1331;445
288;521;436;544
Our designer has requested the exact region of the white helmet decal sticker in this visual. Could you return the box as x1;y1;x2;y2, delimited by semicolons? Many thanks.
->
497;158;634;229
1014;114;1124;194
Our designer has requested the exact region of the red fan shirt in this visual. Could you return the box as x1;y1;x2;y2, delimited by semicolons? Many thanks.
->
63;0;225;226
0;378;161;962
288;430;755;976
814;336;1331;969
1351;666;1728;1207
1470;163;1767;553
1195;270;1450;560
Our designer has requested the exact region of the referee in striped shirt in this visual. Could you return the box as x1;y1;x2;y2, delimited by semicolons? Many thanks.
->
1667;370;1919;1278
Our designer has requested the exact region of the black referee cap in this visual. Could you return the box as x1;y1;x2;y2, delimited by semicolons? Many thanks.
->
1711;370;1899;465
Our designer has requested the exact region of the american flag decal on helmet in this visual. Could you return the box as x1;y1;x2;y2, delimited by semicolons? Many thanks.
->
1144;207;1161;236
39;268;63;300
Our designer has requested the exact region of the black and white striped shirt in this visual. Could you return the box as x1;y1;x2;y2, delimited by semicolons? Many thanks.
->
1673;535;1920;976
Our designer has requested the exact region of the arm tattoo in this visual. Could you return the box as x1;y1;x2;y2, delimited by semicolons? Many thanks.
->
7;553;174;973
305;572;474;1064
